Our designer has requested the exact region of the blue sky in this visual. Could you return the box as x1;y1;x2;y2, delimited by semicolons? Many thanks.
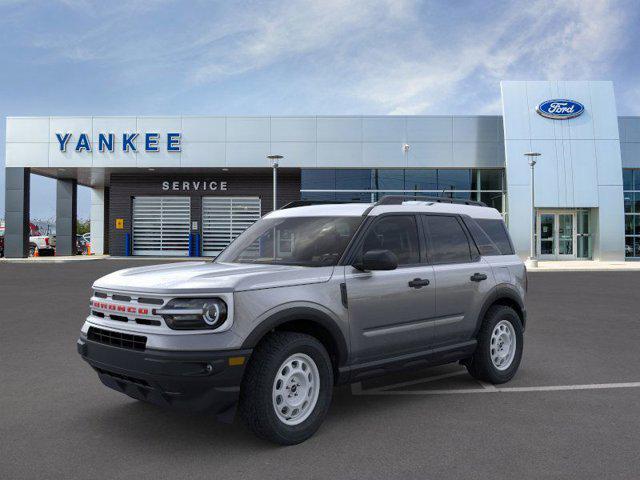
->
1;0;639;220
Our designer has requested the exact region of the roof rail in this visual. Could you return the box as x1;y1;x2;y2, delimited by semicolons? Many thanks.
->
361;195;485;216
375;195;485;207
279;200;356;210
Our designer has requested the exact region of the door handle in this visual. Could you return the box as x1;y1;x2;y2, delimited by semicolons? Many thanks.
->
408;278;430;289
470;272;488;282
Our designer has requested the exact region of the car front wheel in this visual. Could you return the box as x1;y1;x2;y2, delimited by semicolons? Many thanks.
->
239;331;333;445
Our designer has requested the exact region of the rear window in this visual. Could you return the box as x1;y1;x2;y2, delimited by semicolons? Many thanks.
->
475;218;514;255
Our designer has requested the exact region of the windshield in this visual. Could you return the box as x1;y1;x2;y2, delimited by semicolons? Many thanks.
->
216;216;364;267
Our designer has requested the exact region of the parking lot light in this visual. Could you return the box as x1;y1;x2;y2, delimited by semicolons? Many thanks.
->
267;155;283;211
525;152;541;268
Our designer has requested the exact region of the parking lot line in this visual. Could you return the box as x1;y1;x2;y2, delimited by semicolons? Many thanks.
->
478;380;498;390
352;380;640;396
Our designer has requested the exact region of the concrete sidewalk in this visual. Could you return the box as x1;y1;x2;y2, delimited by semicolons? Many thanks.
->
527;260;640;271
0;255;198;264
0;254;110;263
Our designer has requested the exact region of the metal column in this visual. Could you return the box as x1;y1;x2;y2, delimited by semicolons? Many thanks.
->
55;179;77;256
3;168;30;258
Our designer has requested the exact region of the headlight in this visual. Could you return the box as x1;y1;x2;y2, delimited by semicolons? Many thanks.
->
157;298;228;330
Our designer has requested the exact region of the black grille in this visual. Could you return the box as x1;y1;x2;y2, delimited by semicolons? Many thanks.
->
112;294;132;302
137;297;164;305
135;318;161;326
88;327;147;350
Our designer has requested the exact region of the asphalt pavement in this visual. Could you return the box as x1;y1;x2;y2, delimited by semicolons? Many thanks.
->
1;260;640;479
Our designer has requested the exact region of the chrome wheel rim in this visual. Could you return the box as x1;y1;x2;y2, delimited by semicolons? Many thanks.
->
272;353;320;426
490;320;516;371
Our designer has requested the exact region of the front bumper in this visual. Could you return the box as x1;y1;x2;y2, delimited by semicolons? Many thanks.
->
77;335;251;420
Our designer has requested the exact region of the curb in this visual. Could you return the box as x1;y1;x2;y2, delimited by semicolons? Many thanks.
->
0;256;108;264
0;255;200;264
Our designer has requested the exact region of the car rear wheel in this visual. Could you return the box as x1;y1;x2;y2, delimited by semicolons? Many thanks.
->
465;305;523;384
239;331;333;445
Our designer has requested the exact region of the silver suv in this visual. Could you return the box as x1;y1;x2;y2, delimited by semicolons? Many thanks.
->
78;196;526;445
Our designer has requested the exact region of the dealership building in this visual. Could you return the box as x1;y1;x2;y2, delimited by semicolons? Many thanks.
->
4;80;640;261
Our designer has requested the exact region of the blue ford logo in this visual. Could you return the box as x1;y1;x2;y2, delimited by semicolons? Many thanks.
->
536;99;584;120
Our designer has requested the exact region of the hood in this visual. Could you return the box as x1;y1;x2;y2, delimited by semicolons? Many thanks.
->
92;261;335;294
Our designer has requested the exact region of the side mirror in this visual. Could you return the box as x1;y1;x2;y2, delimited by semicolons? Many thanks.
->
357;249;398;271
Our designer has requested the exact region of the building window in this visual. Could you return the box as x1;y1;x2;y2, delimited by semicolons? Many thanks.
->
301;168;506;213
436;169;473;191
624;169;640;259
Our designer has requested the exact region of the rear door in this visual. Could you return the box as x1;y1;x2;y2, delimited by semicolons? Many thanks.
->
422;214;494;347
345;214;436;363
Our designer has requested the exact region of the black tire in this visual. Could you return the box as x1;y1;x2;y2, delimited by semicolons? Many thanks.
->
239;331;333;445
29;244;36;257
465;305;523;384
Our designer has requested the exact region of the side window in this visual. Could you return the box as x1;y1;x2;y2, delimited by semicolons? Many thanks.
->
423;215;472;264
463;217;501;256
476;219;514;255
361;215;420;265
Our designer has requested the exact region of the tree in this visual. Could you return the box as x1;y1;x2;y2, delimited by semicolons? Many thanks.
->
77;219;90;236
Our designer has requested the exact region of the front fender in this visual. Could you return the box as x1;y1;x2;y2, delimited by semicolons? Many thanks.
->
240;302;349;369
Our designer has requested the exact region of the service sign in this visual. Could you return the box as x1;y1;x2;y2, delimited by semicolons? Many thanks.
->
162;180;228;191
536;99;584;120
55;132;181;152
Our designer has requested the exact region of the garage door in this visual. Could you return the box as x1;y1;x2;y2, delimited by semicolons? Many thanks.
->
132;196;191;256
202;197;262;257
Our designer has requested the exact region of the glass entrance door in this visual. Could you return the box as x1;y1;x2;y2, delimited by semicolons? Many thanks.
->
539;214;555;256
577;210;592;259
557;214;574;257
537;211;577;260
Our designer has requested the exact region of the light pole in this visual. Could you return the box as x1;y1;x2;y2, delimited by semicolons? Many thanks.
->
525;152;541;268
267;155;283;211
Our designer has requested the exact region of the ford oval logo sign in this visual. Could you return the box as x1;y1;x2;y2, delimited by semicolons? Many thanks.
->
536;99;584;120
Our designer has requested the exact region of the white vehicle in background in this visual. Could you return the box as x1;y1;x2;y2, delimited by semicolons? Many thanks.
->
29;223;56;256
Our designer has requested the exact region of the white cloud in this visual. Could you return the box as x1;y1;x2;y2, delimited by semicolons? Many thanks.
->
9;0;634;114
187;0;416;85
349;0;629;113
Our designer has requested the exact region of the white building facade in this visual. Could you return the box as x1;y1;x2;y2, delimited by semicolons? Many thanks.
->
4;80;639;260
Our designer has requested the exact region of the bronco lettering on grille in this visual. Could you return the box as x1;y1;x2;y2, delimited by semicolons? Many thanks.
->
91;300;149;315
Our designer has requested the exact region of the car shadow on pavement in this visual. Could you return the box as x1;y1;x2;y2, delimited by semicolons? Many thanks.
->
85;399;274;449
78;365;467;449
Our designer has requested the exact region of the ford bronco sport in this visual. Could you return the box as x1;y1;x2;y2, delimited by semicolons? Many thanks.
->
78;196;526;445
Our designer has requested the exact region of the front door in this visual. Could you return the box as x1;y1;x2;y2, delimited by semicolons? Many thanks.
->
537;211;577;260
345;214;436;363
